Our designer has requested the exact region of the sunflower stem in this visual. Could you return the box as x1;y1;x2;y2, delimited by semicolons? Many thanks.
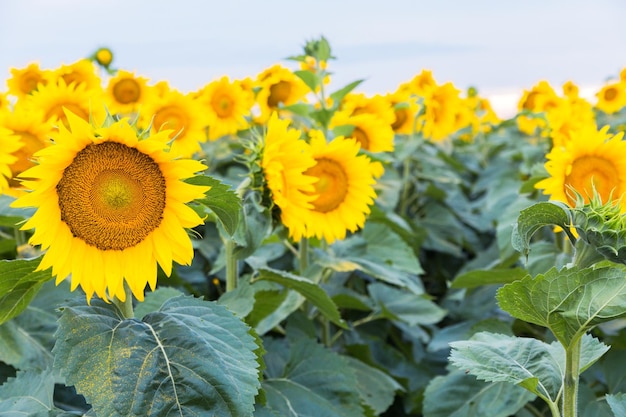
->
562;337;581;417
299;237;309;275
113;283;134;319
225;238;238;292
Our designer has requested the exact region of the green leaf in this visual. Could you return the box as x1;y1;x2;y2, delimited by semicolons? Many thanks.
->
511;201;575;257
54;296;261;417
293;70;319;92
451;267;528;289
368;283;446;326
362;222;423;275
0;369;56;413
329;80;364;104
422;369;535;417
450;332;608;403
280;103;313;118
0;194;33;227
263;338;365;417
497;265;626;347
0;258;54;325
253;268;347;329
606;393;626;417
344;356;403;415
133;286;183;319
187;174;242;236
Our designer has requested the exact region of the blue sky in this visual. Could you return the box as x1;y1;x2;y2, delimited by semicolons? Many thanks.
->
1;0;625;116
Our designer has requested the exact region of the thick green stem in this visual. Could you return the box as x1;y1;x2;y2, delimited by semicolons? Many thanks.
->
299;238;309;276
113;283;134;319
225;238;238;292
562;338;581;417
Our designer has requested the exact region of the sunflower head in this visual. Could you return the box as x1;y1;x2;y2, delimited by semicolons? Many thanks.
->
94;47;114;68
535;125;626;210
105;69;154;116
0;127;20;193
11;109;209;302
6;62;52;99
53;59;102;91
330;112;394;153
595;82;626;114
254;65;309;123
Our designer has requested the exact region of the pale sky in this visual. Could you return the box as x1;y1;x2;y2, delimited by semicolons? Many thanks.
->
1;0;625;117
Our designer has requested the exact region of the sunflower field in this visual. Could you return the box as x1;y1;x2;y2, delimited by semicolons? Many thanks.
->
1;37;626;417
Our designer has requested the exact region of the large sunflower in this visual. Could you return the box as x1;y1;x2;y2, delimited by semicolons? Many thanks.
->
302;130;378;243
105;69;154;116
261;113;317;240
139;88;208;158
11;110;209;301
535;125;626;209
195;76;253;140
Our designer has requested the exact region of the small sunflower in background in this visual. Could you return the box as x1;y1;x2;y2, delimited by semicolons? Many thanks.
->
330;112;395;153
11;110;209;302
535;124;626;210
419;82;464;141
595;81;626;114
139;88;208;158
195;76;253;140
53;59;102;91
6;62;52;99
92;47;114;70
385;89;421;135
254;64;309;123
24;78;107;129
302;130;378;244
105;69;154;116
0;127;20;194
260;113;317;241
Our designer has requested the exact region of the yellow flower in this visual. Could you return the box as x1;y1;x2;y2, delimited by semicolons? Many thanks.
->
195;76;253;140
53;59;102;91
94;47;114;68
338;92;395;126
595;82;626;114
140;88;208;158
398;69;438;97
331;112;394;153
547;96;596;148
261;113;317;240
254;64;309;123
24;78;107;129
535;125;626;209
419;82;463;141
516;80;560;135
11;110;209;301
105;69;154;116
0;127;20;193
386;90;421;135
302;130;378;243
6;62;52;99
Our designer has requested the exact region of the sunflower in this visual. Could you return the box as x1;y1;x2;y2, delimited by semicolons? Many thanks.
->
595;81;626;114
261;113;317;240
0;128;20;193
25;78;106;129
302;130;378;243
535;125;626;209
398;69;438;97
94;47;114;68
53;59;102;91
0;105;52;190
105;69;154;116
385;89;421;135
254;64;309;123
11;110;209;301
516;81;560;136
330;112;394;153
419;82;464;141
139;88;208;158
6;62;52;99
195;76;253;140
337;92;395;126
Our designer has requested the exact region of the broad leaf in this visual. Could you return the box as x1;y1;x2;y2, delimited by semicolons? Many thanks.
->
511;201;574;257
54;296;261;417
0;369;55;414
329;79;364;104
497;265;626;347
368;282;446;326
450;332;608;403
0;194;33;227
344;356;403;415
133;286;183;319
0;258;54;324
606;393;626;417
263;338;365;417
362;222;423;275
422;369;535;417
293;69;319;92
253;267;347;329
451;267;527;289
187;174;242;236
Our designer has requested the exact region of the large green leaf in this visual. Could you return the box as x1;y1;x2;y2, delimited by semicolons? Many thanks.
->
361;222;423;275
343;356;403;415
606;393;626;417
497;265;626;347
511;201;575;257
53;296;261;417
0;258;53;325
186;174;242;236
0;194;33;227
450;267;527;289
253;267;347;329
262;338;365;417
368;282;446;326
450;332;608;403
422;369;535;417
